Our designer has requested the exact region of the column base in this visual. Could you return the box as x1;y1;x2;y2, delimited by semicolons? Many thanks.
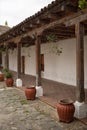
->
16;78;22;87
74;101;87;118
36;86;43;97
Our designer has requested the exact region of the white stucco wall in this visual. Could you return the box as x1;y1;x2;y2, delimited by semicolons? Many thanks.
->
23;46;36;76
3;37;87;88
9;49;17;71
41;39;76;86
2;53;5;68
9;47;36;75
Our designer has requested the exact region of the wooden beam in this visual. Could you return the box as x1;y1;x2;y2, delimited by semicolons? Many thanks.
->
75;22;85;102
65;4;77;12
50;0;73;14
35;35;41;86
27;17;75;36
65;8;87;26
1;8;87;44
46;28;75;34
45;13;60;21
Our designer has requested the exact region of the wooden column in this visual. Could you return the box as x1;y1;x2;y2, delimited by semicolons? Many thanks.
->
75;22;85;102
35;35;41;86
17;43;21;78
5;45;9;69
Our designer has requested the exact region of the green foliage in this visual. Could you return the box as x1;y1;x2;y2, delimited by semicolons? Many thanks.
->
2;67;8;76
2;68;13;78
46;34;62;55
0;47;6;53
20;99;28;105
46;34;58;42
5;71;13;78
49;43;62;56
78;0;87;9
5;21;8;26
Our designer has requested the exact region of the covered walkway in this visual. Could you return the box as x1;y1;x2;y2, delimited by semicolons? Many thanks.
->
0;0;87;121
13;72;87;107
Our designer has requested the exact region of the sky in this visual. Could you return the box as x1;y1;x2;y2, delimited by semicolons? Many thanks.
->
0;0;54;27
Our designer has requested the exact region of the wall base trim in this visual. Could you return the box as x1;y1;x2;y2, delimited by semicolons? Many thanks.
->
16;78;22;87
74;101;87;118
36;86;43;97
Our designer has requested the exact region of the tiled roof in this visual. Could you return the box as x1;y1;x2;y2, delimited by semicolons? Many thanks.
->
0;0;79;43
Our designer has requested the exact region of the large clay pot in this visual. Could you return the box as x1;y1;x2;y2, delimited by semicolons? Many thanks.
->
0;74;4;81
5;78;14;87
25;87;36;100
57;99;75;123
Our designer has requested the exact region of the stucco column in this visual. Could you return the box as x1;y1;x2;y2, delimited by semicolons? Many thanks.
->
74;22;87;118
35;34;43;97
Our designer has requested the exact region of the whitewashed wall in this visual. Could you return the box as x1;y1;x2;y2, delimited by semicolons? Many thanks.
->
41;39;76;86
8;47;36;75
9;49;17;71
3;37;87;88
22;46;36;76
2;53;5;68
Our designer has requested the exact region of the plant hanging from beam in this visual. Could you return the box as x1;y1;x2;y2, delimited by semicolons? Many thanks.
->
0;46;6;53
46;34;58;42
23;43;30;47
46;34;62;55
49;43;62;56
78;0;87;9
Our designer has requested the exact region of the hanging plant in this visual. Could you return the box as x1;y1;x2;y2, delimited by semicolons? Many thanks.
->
23;44;30;47
46;34;62;55
0;47;6;53
46;34;58;42
78;0;87;9
49;43;62;56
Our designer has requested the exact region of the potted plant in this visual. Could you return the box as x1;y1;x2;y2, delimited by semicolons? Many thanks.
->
0;67;9;82
25;86;36;100
5;71;14;87
2;67;8;76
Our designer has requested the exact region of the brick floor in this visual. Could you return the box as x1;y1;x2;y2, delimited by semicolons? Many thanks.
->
13;71;87;107
12;71;87;124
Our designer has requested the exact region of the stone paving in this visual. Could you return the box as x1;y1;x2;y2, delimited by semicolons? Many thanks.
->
0;82;87;130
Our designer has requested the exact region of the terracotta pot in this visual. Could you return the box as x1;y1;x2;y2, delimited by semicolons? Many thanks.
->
25;87;36;100
57;99;75;123
5;78;14;87
0;74;4;81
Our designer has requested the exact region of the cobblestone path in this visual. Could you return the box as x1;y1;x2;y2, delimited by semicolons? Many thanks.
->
0;82;87;130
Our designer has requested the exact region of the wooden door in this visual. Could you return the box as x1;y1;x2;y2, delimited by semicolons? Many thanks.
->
21;56;25;74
